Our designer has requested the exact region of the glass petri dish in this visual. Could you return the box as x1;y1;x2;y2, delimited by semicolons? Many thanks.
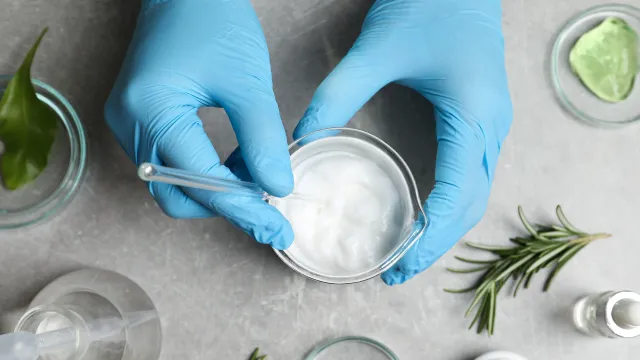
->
475;351;528;360
551;4;640;127
305;336;398;360
0;76;87;228
271;128;426;284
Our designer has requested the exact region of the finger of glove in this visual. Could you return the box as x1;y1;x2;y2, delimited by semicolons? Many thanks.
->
104;80;216;219
222;82;293;198
293;43;393;142
382;109;492;285
225;147;254;183
157;108;294;249
151;182;219;219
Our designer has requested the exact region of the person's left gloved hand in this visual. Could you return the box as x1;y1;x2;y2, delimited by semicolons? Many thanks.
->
293;0;513;284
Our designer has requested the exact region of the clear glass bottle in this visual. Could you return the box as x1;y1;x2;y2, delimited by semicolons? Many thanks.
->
573;290;640;338
14;269;162;360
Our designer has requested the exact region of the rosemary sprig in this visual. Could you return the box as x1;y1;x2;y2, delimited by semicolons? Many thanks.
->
445;205;610;335
249;348;267;360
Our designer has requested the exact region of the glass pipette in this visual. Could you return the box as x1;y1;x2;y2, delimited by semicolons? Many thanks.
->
0;311;155;360
137;162;309;201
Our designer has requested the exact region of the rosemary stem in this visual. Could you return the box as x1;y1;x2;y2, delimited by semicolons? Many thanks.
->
445;205;610;336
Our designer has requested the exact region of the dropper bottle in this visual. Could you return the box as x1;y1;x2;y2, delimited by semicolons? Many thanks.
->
573;290;640;338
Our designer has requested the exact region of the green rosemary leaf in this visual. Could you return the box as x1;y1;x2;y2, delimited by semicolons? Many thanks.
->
453;256;498;265
497;279;508;293
488;283;497;335
540;245;575;268
444;286;478;294
510;237;532;246
525;245;570;274
538;230;572;239
529;241;562;252
250;348;260;360
556;205;586;235
476;299;490;334
543;244;587;291
249;348;267;360
557;244;586;264
478;261;512;287
513;273;527;297
495;254;535;282
523;272;534;289
465;242;514;252
518;206;545;240
465;286;490;317
447;266;492;274
468;293;488;330
551;224;569;232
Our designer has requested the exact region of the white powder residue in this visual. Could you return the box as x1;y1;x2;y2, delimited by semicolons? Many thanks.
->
271;136;413;276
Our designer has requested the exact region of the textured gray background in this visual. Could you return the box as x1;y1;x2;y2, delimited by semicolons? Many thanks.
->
1;0;640;359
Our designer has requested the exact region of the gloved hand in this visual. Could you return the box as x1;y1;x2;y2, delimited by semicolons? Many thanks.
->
293;0;513;284
105;0;294;249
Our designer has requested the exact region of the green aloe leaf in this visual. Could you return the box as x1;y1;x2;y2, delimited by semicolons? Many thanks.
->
569;17;638;103
0;28;58;190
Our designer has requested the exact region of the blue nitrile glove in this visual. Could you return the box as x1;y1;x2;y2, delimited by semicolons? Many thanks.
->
104;0;294;249
293;0;513;284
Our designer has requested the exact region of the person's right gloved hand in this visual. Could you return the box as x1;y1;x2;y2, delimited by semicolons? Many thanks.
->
104;0;294;249
293;0;513;284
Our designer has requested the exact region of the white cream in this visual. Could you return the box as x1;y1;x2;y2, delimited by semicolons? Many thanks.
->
271;136;413;277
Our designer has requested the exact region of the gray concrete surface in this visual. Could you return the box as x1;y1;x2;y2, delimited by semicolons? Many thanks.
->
1;0;639;359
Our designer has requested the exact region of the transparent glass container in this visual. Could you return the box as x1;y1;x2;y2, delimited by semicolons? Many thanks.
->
14;268;162;360
0;76;87;228
271;128;426;284
305;336;398;360
551;4;640;127
475;351;527;360
573;290;640;338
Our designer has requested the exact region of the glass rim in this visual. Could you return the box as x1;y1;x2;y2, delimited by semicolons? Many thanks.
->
0;75;87;229
550;3;640;127
304;336;399;360
272;127;427;285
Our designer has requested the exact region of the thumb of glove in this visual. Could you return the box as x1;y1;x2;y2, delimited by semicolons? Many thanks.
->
293;43;395;140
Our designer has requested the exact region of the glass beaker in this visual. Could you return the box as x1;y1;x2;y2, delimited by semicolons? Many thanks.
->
271;128;426;284
14;268;162;360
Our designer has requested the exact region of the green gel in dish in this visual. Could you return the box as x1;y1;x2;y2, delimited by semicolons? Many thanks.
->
570;17;639;103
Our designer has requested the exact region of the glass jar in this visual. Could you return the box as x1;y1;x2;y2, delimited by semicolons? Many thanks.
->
573;290;640;338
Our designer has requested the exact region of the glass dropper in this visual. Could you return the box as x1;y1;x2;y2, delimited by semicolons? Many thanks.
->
137;163;310;201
